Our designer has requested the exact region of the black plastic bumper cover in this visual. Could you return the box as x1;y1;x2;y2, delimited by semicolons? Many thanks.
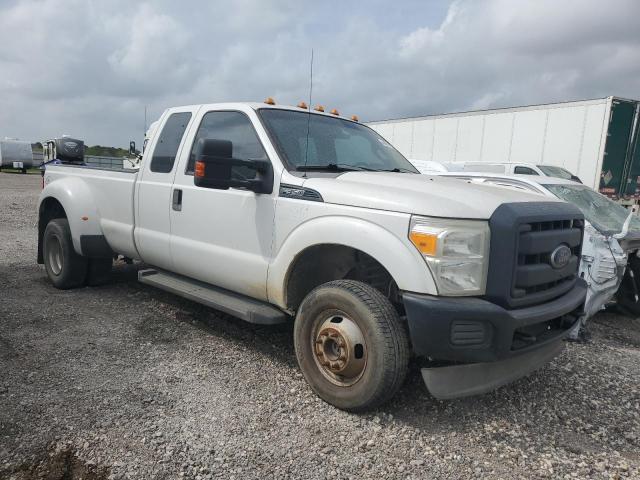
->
422;338;564;400
402;279;587;363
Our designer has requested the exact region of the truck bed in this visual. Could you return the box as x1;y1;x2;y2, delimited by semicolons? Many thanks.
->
44;164;139;258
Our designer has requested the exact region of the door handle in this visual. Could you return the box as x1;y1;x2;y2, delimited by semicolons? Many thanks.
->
172;188;183;211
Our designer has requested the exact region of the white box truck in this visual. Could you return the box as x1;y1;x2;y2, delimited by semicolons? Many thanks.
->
0;139;34;173
368;97;640;203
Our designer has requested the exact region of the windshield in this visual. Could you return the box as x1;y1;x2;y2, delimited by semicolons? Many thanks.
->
258;109;418;173
544;184;640;235
537;165;574;180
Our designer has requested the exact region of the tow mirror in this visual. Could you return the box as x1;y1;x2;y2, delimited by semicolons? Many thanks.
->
129;141;136;155
193;138;273;194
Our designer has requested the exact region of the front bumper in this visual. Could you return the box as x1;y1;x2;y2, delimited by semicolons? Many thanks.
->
402;279;587;398
402;279;586;363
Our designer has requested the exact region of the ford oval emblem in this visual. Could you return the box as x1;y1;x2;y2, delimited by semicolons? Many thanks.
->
550;244;572;269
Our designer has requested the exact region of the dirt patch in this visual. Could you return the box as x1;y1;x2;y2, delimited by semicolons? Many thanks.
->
2;443;110;480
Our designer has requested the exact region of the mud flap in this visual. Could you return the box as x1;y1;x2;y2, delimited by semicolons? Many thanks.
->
422;339;565;400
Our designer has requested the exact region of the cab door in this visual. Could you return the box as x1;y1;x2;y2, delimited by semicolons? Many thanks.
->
169;107;277;301
134;107;198;270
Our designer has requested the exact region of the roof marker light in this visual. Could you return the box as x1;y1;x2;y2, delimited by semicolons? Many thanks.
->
330;109;339;116
314;105;325;112
264;97;276;105
351;115;359;122
297;101;308;109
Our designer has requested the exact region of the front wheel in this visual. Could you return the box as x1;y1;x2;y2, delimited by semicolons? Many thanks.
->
43;218;88;289
294;280;409;412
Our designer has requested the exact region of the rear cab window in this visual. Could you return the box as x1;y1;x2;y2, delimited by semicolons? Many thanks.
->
149;112;192;173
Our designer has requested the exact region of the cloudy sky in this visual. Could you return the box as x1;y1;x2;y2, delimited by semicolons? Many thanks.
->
1;0;639;147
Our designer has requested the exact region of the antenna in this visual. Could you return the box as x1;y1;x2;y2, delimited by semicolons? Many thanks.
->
302;49;314;177
144;105;147;139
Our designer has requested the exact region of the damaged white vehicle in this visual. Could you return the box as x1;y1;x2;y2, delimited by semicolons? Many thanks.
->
435;173;640;324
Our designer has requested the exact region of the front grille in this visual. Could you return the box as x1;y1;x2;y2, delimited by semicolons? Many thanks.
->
485;202;584;309
512;219;583;304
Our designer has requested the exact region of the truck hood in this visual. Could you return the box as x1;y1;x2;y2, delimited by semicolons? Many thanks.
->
302;172;561;219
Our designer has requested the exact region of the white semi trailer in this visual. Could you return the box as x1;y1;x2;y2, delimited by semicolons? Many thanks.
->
0;140;34;173
368;97;640;204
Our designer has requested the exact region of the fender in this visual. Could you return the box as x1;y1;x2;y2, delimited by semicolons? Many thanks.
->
38;176;105;257
267;215;438;309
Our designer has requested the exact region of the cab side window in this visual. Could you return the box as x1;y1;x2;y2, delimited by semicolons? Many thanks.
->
186;111;267;179
149;112;192;173
514;166;539;175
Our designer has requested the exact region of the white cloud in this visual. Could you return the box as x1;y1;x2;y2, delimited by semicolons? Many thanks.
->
0;0;639;146
107;4;194;96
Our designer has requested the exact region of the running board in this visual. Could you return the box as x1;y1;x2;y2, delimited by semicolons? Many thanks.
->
138;269;287;325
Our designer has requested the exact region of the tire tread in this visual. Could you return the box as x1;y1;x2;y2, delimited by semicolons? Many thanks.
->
295;279;410;411
43;218;87;289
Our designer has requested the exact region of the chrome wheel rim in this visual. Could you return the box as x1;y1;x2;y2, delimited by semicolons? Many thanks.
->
312;313;367;387
46;235;63;276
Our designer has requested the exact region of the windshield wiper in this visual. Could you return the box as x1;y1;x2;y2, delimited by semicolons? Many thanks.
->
296;164;416;173
379;167;416;173
296;163;375;172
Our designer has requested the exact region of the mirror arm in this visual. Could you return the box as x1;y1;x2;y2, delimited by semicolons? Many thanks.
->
226;179;263;191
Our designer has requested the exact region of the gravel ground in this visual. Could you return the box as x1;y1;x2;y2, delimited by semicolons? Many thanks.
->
0;172;639;479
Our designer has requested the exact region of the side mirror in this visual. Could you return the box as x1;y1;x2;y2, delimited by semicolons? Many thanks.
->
193;138;273;194
129;141;136;155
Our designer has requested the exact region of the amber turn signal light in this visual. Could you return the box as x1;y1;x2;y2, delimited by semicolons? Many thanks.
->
195;160;205;177
409;231;438;256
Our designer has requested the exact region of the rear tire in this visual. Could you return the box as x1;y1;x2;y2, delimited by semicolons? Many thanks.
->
294;280;409;412
86;258;113;286
43;218;88;289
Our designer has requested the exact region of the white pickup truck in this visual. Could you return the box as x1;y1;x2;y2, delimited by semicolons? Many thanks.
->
37;101;587;411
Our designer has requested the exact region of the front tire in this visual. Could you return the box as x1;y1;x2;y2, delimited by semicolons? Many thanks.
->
294;280;409;412
43;218;88;289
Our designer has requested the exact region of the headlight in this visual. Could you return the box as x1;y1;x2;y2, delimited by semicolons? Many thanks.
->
409;216;490;295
